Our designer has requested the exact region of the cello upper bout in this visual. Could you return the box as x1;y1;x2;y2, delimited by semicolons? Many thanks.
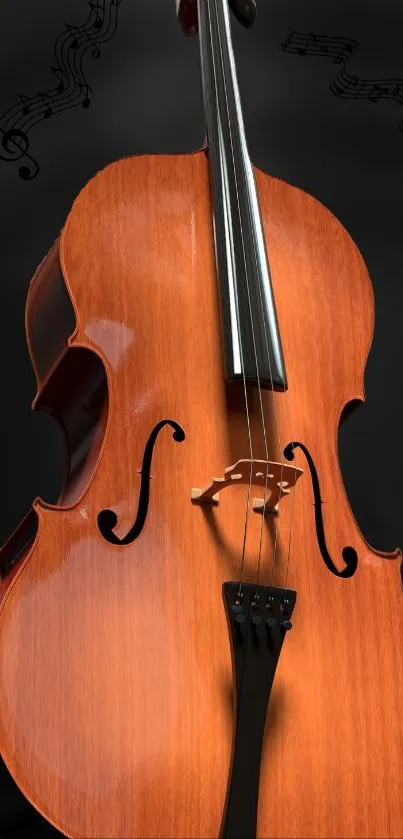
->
254;165;401;565
254;166;375;403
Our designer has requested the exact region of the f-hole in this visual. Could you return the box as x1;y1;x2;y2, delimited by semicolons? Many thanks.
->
98;420;185;546
284;441;358;578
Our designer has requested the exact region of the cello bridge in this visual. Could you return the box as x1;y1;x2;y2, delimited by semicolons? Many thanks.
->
191;459;303;515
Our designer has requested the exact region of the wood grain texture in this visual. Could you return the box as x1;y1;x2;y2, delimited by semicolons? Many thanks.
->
0;150;401;838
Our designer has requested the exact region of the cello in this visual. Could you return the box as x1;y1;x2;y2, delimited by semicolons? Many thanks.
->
0;0;402;836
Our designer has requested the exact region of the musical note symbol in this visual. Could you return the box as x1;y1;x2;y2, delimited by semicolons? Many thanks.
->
393;83;403;104
18;94;31;116
39;92;54;118
296;31;317;55
281;29;357;65
298;32;317;55
331;48;344;64
330;40;356;64
66;23;83;50
368;84;382;103
78;82;92;108
91;38;101;60
52;66;68;94
280;29;296;51
280;29;331;58
67;24;101;58
89;0;103;29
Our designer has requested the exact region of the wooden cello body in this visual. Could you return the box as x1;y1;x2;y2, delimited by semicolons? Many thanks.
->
0;3;402;838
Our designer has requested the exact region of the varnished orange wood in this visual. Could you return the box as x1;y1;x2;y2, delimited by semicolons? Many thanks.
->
0;151;402;838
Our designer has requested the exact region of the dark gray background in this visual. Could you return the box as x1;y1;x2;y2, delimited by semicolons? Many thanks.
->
0;0;402;834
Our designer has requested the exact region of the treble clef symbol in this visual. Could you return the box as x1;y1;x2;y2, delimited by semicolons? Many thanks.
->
0;127;39;179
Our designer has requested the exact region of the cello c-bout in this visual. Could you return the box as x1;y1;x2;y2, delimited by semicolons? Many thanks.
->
0;1;402;837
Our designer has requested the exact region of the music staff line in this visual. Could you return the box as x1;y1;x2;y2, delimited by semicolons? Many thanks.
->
280;29;403;132
0;0;124;179
2;1;121;129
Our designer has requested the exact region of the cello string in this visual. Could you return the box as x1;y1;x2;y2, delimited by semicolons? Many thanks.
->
252;263;299;597
246;272;287;592
210;0;300;597
212;0;272;592
217;0;299;595
214;0;287;591
247;228;287;593
248;217;298;597
204;0;254;592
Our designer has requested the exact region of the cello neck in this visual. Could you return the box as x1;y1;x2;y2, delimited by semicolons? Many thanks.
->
198;0;287;390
